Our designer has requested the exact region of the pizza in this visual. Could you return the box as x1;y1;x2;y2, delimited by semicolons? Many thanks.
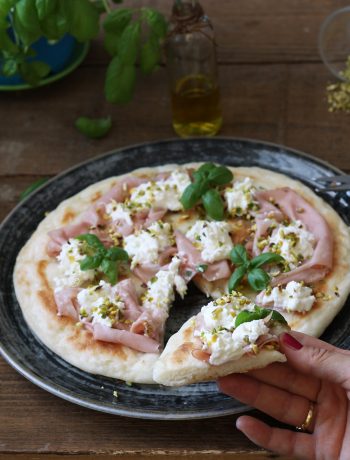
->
13;162;350;385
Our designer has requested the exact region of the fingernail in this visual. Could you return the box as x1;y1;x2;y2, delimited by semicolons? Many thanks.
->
282;333;303;350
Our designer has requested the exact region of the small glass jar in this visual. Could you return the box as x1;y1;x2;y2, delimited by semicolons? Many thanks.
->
164;0;223;137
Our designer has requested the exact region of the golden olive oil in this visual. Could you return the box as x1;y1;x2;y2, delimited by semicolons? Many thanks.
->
171;74;223;137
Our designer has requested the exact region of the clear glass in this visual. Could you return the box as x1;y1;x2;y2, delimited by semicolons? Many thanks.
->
319;6;350;81
165;1;223;137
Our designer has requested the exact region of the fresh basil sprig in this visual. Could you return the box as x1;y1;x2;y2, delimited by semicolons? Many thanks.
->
228;245;284;292
75;234;128;284
235;306;287;328
180;163;233;220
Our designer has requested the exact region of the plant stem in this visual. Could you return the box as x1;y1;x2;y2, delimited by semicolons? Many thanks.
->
102;0;111;14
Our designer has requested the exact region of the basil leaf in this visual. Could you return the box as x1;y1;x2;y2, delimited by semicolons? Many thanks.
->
207;165;233;185
118;21;141;65
195;163;216;177
2;58;18;77
106;247;129;262
79;253;103;271
20;177;48;200
14;0;41;46
247;268;270;291
230;244;249;266
104;31;119;56
103;8;132;34
249;252;284;269
235;309;263;328
180;182;202;209
228;265;247;292
39;11;69;39
62;0;99;41
75;116;112;139
75;234;106;251
202;189;224;220
105;55;136;104
142;7;168;39
35;0;57;21
18;61;51;86
140;35;161;75
101;258;118;284
270;310;288;325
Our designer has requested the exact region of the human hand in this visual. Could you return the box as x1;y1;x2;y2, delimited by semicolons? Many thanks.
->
218;331;350;460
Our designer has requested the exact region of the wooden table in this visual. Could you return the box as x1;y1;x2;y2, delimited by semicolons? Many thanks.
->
1;1;349;458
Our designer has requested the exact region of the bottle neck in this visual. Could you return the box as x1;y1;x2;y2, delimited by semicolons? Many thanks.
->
171;1;204;26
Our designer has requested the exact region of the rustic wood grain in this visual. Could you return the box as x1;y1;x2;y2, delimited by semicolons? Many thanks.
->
1;0;350;457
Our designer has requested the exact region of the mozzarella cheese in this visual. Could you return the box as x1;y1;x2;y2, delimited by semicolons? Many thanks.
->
77;280;125;327
224;177;258;216
55;238;95;288
268;220;316;269
142;256;187;312
124;221;174;268
257;281;315;313
105;200;133;225
186;220;233;263
128;169;191;211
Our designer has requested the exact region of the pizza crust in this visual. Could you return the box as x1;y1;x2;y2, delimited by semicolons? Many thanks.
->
13;163;350;384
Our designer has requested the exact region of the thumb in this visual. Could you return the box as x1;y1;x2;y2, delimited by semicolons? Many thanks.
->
280;332;350;389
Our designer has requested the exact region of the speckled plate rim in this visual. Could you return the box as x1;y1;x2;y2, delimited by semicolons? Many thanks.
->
0;137;347;420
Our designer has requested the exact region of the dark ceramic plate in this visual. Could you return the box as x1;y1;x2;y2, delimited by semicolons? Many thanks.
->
0;138;349;420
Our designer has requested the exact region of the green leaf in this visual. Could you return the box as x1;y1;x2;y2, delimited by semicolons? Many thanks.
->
75;234;106;251
140;35;160;74
104;31;119;56
180;182;202;209
194;162;216;179
14;0;42;46
117;21;141;65
0;28;19;53
106;247;129;262
202;189;224;220
18;60;51;86
228;265;247;292
80;253;104;271
247;268;270;292
103;8;132;34
75;116;112;139
35;0;57;20
105;55;136;104
235;306;287;328
39;12;69;39
207;165;233;185
101;258;118;284
20;177;48;200
196;264;208;273
1;58;18;76
62;0;99;42
230;244;249;266
142;7;168;39
249;252;284;269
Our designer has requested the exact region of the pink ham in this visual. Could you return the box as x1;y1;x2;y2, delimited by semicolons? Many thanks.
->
54;287;80;321
130;308;168;342
255;187;333;285
174;230;231;282
133;263;162;283
91;323;159;353
114;279;142;321
133;208;167;230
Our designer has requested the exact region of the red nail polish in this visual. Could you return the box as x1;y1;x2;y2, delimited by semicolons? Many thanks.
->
282;333;303;350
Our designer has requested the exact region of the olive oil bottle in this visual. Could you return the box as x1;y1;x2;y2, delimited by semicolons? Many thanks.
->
165;1;223;137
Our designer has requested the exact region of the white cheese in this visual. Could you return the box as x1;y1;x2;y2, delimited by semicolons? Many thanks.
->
268;220;316;269
224;177;258;216
257;281;315;313
123;221;173;268
142;256;187;312
55;238;95;288
186;220;233;263
77;280;125;327
128;169;191;211
105;200;133;225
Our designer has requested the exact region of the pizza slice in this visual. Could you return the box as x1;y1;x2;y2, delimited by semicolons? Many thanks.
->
153;292;289;386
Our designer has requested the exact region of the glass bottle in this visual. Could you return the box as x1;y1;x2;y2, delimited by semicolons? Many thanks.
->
165;0;223;137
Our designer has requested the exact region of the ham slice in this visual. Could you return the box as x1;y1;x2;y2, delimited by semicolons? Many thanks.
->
114;279;142;321
255;187;333;285
130;308;168;342
133;263;162;283
174;230;231;282
47;176;147;257
92;323;159;353
54;287;80;321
